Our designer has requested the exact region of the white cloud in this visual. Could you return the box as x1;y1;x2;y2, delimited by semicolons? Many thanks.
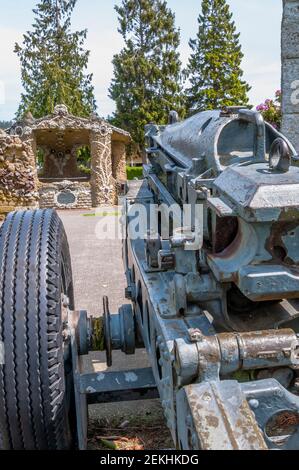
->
0;23;124;120
243;59;281;106
84;28;124;117
0;27;22;120
0;81;5;105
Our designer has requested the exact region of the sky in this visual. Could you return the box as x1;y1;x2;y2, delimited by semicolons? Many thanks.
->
0;0;283;121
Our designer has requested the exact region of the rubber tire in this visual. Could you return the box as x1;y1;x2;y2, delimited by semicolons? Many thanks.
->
0;209;75;450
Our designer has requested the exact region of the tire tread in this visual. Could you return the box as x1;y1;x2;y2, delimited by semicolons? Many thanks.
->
0;209;74;450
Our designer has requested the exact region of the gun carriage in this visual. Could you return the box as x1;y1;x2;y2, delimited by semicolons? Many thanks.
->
1;108;299;450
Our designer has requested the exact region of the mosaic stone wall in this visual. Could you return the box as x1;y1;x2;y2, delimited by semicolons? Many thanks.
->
39;180;92;209
0;130;39;218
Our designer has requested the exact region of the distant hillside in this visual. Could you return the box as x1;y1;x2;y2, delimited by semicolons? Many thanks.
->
0;121;12;130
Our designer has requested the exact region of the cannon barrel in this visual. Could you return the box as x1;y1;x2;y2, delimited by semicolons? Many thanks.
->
146;108;296;176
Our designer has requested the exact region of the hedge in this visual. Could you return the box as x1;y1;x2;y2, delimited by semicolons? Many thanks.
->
126;166;143;180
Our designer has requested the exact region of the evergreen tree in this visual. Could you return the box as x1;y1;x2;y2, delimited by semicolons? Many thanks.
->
0;121;12;130
185;0;250;112
109;0;185;153
15;0;96;118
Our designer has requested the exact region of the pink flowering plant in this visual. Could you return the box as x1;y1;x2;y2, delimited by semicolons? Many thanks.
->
256;90;281;129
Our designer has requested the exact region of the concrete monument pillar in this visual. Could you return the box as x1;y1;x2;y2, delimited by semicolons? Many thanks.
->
90;127;116;206
112;141;127;182
281;0;299;152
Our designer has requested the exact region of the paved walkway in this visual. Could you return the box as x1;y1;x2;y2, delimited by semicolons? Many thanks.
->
59;208;126;315
59;208;151;371
59;210;169;446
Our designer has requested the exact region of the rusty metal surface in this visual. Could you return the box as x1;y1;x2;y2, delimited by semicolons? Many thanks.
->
177;381;267;450
174;328;299;384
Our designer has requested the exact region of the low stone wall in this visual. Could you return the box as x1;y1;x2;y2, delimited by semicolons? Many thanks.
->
0;131;39;218
39;180;92;209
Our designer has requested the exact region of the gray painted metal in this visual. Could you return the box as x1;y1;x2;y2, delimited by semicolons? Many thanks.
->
148;109;296;175
242;378;299;449
119;108;299;449
103;298;138;367
70;107;299;451
70;310;157;450
70;322;88;451
79;367;156;395
86;388;159;405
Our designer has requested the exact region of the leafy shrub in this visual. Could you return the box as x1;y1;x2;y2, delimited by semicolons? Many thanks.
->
78;164;91;176
126;166;143;180
256;90;281;130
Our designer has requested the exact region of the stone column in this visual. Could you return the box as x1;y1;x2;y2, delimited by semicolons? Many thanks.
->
90;127;116;206
0;131;39;217
112;140;127;182
281;0;299;152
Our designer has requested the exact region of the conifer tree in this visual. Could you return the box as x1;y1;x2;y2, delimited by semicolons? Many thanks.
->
15;0;96;118
109;0;185;153
185;0;250;112
0;121;12;130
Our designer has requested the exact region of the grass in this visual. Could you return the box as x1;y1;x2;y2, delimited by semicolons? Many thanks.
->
83;211;121;217
127;166;143;180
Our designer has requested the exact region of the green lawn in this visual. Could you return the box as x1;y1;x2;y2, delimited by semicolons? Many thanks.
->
126;166;143;180
83;211;121;217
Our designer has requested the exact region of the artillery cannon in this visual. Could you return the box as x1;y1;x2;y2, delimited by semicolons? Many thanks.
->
1;108;299;450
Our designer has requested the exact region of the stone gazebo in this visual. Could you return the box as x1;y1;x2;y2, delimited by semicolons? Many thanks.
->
9;104;131;209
